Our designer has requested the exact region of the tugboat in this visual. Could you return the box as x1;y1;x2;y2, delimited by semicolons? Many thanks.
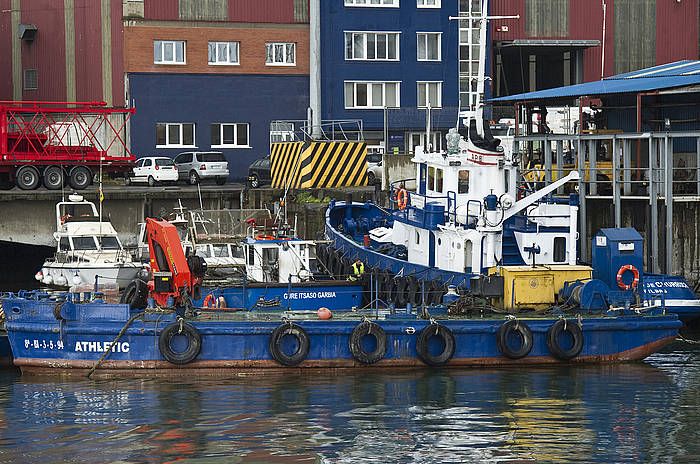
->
323;0;700;324
34;194;143;290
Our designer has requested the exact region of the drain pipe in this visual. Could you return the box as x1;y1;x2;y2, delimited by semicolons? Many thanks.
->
309;0;322;140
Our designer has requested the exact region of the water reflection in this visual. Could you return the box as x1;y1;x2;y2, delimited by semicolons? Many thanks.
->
0;350;697;463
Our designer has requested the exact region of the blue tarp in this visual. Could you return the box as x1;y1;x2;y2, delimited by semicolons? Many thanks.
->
491;60;700;103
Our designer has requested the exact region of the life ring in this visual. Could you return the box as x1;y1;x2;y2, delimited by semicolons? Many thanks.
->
547;319;584;361
349;321;387;364
158;321;202;365
203;293;216;308
396;188;409;210
119;279;148;310
497;319;533;359
616;264;640;290
416;323;455;367
256;234;275;241
269;323;310;366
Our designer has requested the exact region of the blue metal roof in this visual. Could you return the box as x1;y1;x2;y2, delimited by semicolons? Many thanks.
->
491;60;700;102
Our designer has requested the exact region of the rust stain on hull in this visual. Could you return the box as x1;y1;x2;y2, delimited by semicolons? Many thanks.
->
14;336;676;378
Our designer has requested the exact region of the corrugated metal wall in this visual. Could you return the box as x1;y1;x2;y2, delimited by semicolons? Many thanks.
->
614;0;655;75
142;0;307;23
179;0;227;21
74;0;103;102
525;0;567;37
111;0;125;106
0;0;12;99
656;0;698;66
20;0;67;101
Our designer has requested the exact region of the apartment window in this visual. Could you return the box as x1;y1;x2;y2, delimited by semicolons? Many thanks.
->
154;40;186;64
345;0;399;6
211;123;249;148
208;41;239;65
345;32;400;61
417;32;441;61
266;43;296;66
417;81;442;108
23;69;38;90
156;123;195;147
417;0;440;7
344;81;400;109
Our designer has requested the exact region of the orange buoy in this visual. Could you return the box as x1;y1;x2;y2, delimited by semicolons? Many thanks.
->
317;307;332;320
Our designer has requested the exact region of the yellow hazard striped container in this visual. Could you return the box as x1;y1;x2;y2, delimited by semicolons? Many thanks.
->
270;141;367;189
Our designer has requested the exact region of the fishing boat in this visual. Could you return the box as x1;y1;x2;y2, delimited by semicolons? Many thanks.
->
34;194;143;290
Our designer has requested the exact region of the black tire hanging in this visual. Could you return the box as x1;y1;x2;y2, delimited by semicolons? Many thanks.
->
379;271;393;302
395;277;408;308
546;319;584;361
269;323;310;366
416;323;455;367
120;279;148;310
407;276;421;307
349;321;387;364
158;321;202;365
497;319;533;360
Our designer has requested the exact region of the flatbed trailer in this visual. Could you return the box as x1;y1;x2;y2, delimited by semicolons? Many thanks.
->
0;100;136;190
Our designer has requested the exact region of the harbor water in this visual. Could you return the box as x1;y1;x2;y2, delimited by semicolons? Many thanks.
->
0;337;698;463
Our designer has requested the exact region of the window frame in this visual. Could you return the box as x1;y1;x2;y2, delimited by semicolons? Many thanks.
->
156;122;196;149
265;42;296;66
344;81;401;109
208;41;240;66
345;0;400;7
417;81;443;108
211;123;251;148
416;32;441;61
344;31;401;61
417;0;441;8
154;40;186;65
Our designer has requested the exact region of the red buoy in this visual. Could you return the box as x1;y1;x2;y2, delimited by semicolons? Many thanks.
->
317;307;332;320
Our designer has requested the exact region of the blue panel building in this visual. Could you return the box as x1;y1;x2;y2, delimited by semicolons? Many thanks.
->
320;0;460;154
127;73;309;178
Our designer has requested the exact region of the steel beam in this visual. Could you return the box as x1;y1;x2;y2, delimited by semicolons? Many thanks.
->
665;136;673;274
612;136;621;227
578;137;587;261
649;137;659;274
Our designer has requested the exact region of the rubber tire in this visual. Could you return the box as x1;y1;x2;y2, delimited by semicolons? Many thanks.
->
407;276;422;307
43;166;64;190
497;320;534;360
416;324;455;367
188;171;200;185
16;166;40;190
327;250;338;278
158;321;202;365
269;323;310;366
148;176;157;187
380;271;393;302
216;177;227;185
249;174;260;188
395;277;408;308
119;279;148;310
349;321;387;364
316;244;327;269
69;166;92;190
546;319;584;360
367;171;376;185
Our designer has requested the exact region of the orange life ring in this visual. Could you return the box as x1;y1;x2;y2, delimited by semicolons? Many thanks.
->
203;293;217;308
616;264;640;290
396;188;408;210
256;234;275;241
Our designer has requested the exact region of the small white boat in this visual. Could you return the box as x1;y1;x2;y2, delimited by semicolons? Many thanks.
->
35;194;143;289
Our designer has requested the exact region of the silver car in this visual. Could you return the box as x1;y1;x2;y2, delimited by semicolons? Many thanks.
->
174;151;229;185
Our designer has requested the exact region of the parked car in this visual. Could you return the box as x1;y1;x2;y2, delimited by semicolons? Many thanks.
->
127;157;178;186
247;156;272;188
173;151;229;185
367;152;382;185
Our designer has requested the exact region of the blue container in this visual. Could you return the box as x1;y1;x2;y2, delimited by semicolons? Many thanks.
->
592;228;644;290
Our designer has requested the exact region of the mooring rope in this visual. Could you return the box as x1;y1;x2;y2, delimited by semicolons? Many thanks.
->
86;312;144;379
